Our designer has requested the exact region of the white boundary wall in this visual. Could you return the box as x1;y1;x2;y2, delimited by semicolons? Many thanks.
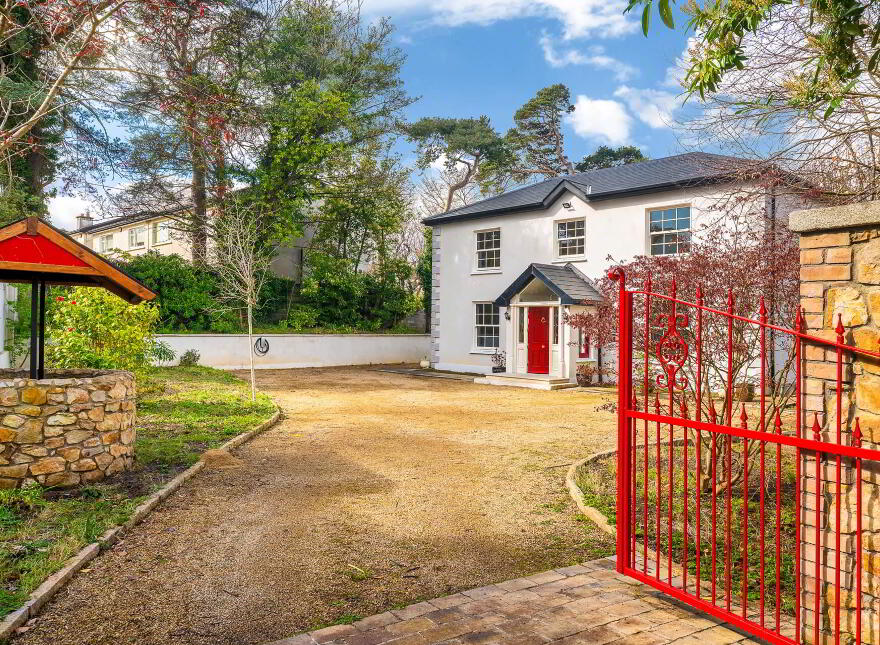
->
156;334;431;370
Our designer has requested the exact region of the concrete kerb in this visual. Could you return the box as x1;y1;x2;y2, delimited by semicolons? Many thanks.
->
0;406;283;641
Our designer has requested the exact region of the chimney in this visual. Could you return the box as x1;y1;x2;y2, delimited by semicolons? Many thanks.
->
76;212;94;231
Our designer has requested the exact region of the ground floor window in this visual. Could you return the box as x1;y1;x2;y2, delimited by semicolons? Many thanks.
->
475;302;500;349
578;329;592;359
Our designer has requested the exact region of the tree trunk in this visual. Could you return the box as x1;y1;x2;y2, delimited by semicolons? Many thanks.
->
247;300;256;403
189;124;209;264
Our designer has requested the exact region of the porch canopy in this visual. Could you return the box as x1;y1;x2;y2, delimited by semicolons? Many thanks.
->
494;263;604;307
0;217;157;378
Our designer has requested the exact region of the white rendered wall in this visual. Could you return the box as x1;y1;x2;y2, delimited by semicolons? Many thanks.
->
155;333;431;370
432;183;761;376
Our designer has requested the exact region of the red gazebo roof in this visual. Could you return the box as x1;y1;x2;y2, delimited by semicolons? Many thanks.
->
0;217;156;304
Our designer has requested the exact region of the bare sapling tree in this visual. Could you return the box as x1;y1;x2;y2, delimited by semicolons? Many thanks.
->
210;201;276;401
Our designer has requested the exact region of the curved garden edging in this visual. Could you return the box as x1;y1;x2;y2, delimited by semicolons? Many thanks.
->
565;450;618;537
0;404;283;640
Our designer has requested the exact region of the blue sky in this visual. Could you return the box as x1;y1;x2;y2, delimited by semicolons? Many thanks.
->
50;0;699;228
372;0;698;164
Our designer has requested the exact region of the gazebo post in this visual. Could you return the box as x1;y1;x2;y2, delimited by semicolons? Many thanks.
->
29;279;38;379
38;280;46;379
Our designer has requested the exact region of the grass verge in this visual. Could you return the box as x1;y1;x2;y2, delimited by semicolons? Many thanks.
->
576;444;798;615
0;366;275;618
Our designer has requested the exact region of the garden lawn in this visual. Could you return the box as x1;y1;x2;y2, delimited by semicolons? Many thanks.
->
0;366;275;619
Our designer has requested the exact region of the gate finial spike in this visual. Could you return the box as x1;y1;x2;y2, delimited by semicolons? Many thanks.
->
854;418;863;447
727;289;734;311
740;404;748;429
645;274;652;291
654;392;661;413
774;410;783;434
836;313;846;341
795;307;803;332
709;399;718;424
631;392;639;411
812;413;822;441
680;397;689;419
671;276;677;300
759;296;767;320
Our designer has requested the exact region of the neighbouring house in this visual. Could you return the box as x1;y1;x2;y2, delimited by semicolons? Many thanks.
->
69;211;309;281
423;152;801;390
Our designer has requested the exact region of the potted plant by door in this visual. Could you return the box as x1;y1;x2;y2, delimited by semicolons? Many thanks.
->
491;349;507;373
576;362;596;387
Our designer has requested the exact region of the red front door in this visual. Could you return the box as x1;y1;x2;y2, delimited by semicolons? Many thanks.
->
527;306;550;374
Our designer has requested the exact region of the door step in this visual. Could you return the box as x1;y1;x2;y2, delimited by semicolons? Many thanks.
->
474;374;578;390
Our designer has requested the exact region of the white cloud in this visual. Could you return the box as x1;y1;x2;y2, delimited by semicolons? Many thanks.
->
48;195;92;231
539;35;636;81
663;36;697;89
567;95;632;144
363;0;636;40
613;85;679;129
398;34;413;44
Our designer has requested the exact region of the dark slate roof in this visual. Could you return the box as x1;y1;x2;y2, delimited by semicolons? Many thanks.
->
495;263;605;307
71;207;189;235
424;152;743;226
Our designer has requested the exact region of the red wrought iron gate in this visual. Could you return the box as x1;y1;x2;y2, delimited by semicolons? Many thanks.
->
611;268;880;645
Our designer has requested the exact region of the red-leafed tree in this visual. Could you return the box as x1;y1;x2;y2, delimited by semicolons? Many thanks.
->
566;212;801;493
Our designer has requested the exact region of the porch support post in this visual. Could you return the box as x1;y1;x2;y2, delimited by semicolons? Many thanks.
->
29;279;38;379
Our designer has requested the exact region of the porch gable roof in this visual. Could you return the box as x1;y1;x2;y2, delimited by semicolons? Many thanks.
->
494;263;605;307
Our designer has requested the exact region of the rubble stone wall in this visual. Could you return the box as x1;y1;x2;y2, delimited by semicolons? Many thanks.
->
0;369;136;488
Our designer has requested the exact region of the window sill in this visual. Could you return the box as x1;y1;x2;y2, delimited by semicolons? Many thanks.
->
152;240;172;247
471;269;502;275
552;256;585;264
470;348;498;355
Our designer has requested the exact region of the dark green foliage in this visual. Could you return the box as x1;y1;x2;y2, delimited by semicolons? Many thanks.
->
506;84;575;180
121;253;219;332
575;145;648;172
295;253;417;331
416;229;432;331
178;349;201;367
256;274;294;323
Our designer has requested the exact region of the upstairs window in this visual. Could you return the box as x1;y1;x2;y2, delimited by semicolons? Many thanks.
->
98;234;113;253
152;221;170;245
649;206;691;256
128;226;146;249
556;218;585;257
475;229;500;270
475;303;500;349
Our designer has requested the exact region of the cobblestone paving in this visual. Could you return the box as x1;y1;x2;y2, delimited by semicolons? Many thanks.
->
267;558;762;645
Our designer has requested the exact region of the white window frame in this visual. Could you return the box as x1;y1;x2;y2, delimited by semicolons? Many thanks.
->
98;234;113;253
648;205;691;256
577;329;596;360
473;302;500;352
128;226;147;249
151;220;171;245
555;217;586;259
474;228;501;272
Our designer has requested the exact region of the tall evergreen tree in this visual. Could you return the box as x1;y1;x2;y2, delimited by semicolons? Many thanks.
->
505;84;575;181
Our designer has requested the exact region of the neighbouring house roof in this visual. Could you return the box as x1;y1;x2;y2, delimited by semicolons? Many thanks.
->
0;217;156;304
72;207;187;235
494;263;605;307
423;152;743;226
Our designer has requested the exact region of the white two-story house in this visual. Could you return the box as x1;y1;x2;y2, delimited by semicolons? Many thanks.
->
423;152;777;389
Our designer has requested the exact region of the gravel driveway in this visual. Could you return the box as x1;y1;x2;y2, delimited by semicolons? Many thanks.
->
12;366;618;645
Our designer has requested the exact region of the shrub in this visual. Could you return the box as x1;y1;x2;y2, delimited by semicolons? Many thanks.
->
150;340;177;365
298;253;418;330
178;349;201;367
121;252;218;332
46;288;160;372
284;305;320;331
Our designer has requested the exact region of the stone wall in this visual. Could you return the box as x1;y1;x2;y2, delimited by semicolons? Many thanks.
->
0;370;136;488
791;204;880;645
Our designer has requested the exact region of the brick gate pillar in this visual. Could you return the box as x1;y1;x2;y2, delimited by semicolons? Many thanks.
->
790;204;880;644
